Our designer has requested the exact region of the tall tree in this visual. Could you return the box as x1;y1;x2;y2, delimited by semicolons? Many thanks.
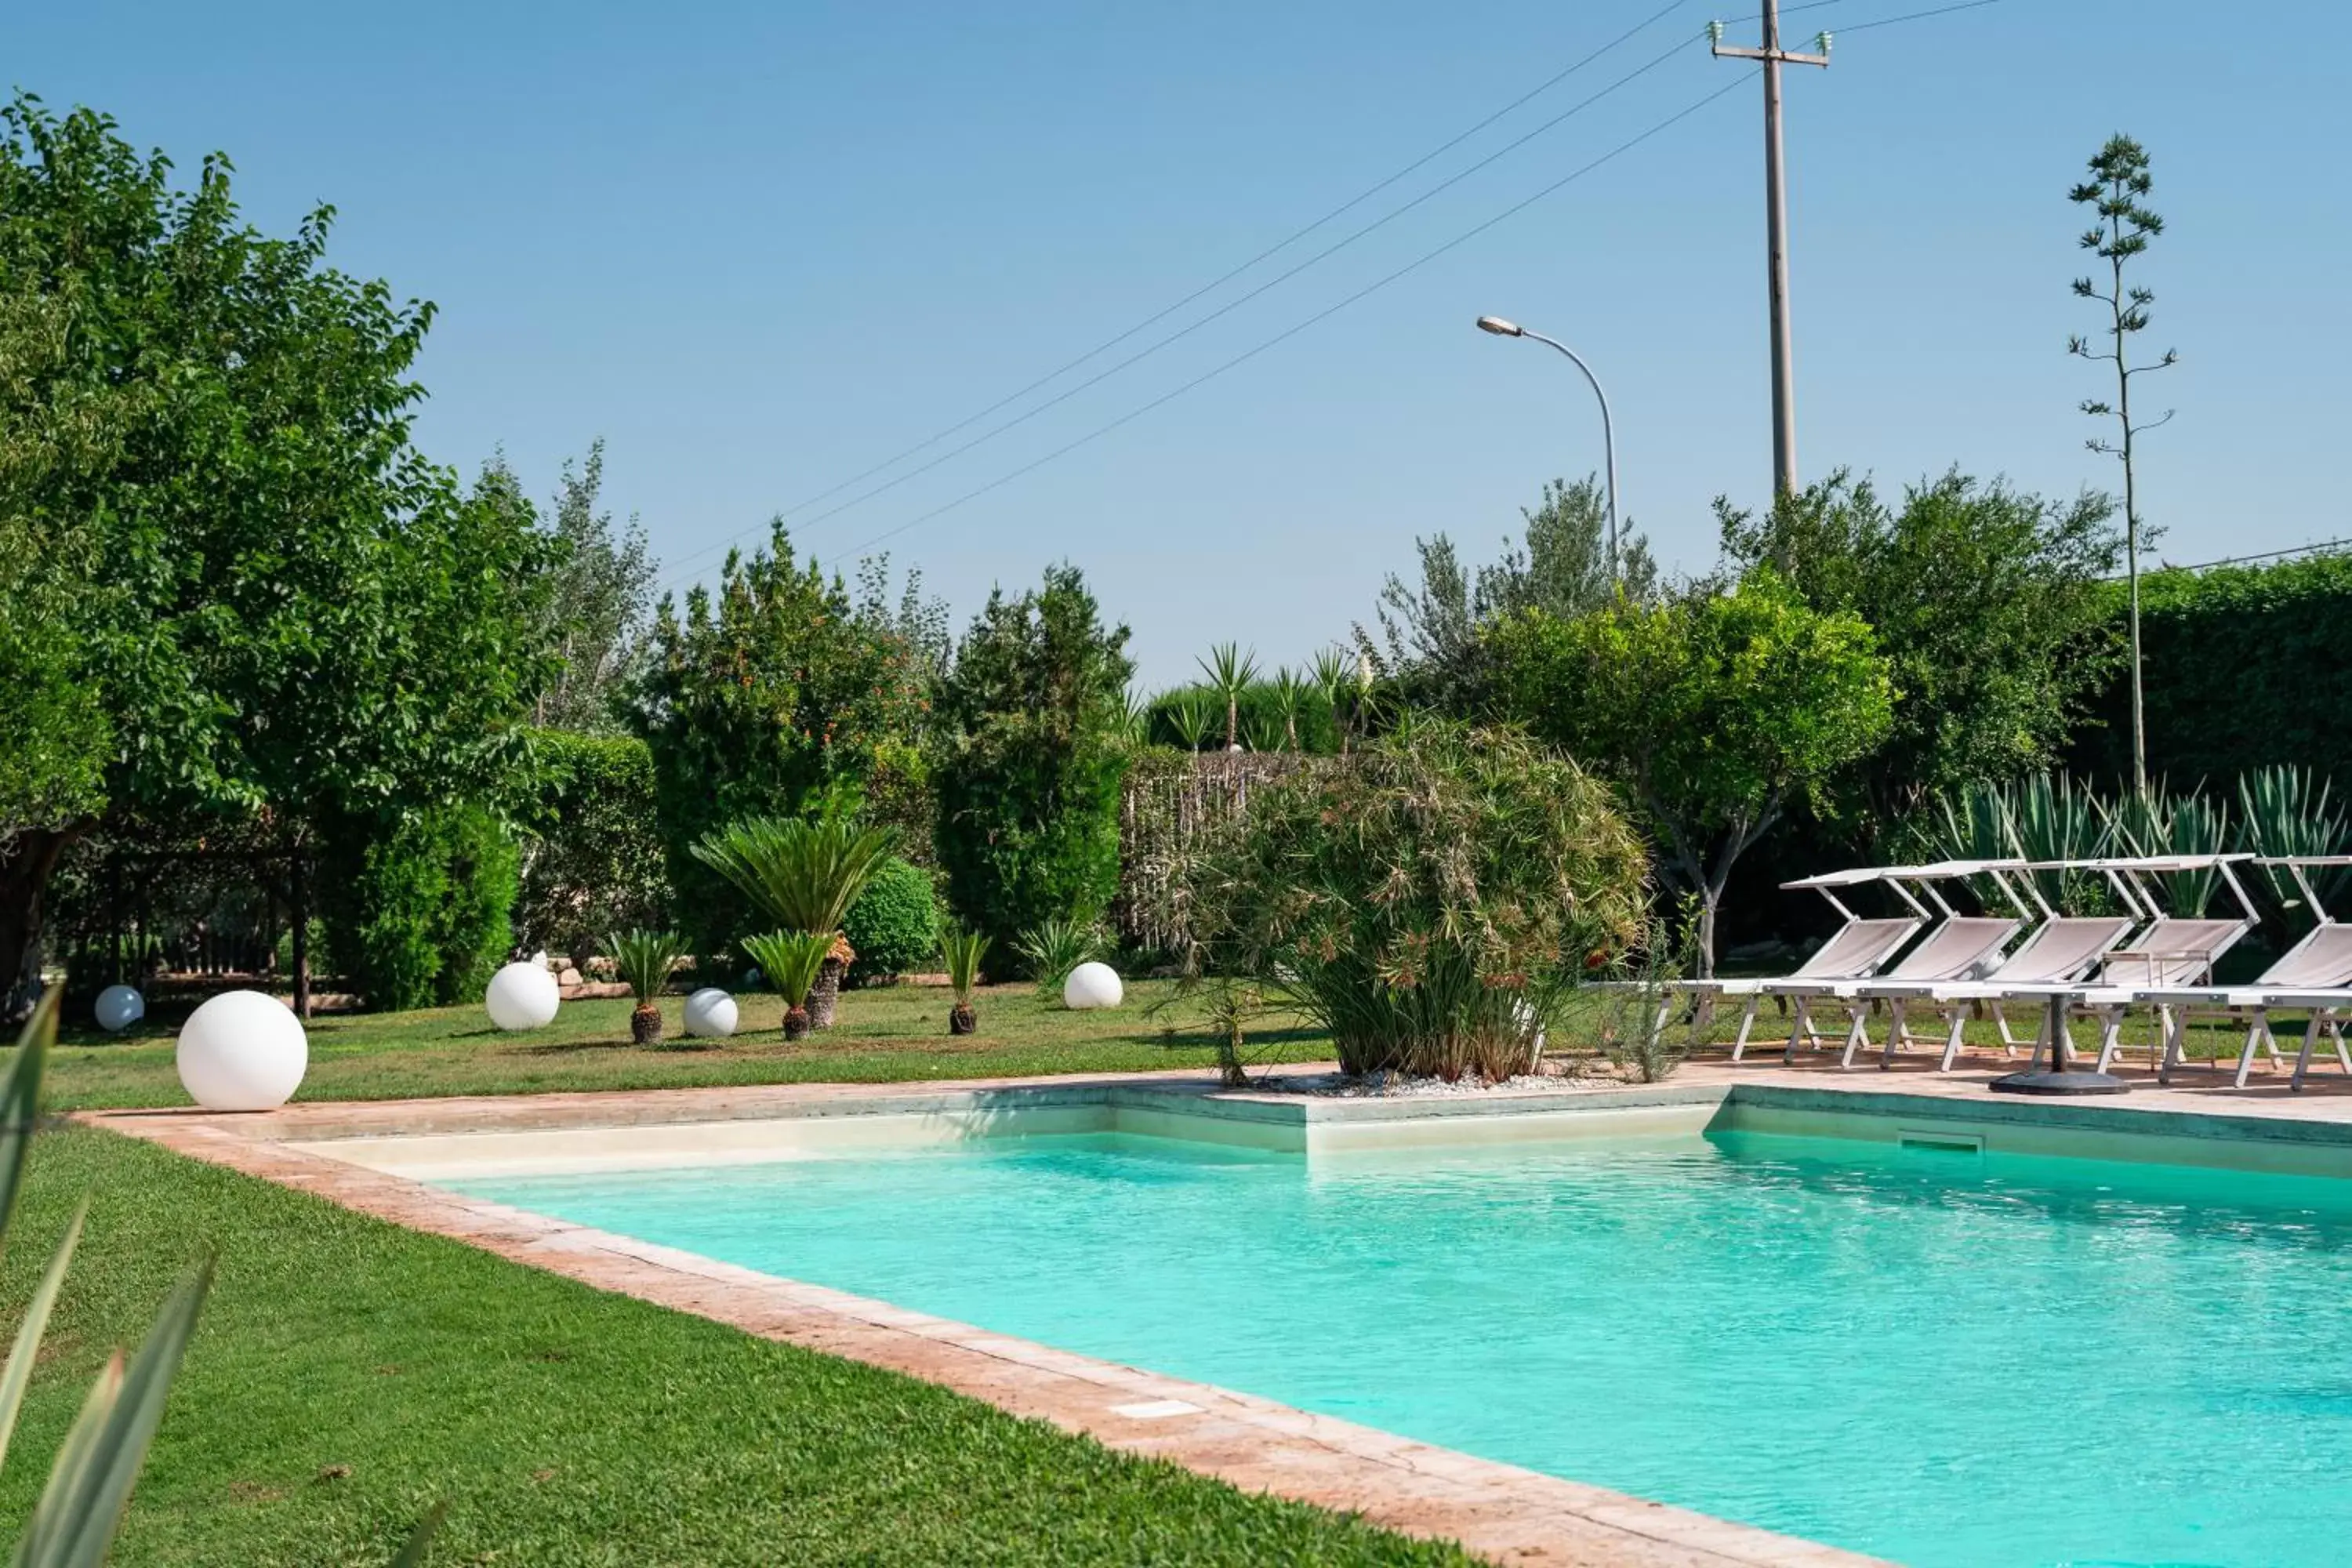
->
1718;469;2122;839
1488;570;1895;975
2067;132;2177;794
1369;476;1658;713
0;95;554;1014
524;439;656;732
632;523;931;959
932;564;1135;960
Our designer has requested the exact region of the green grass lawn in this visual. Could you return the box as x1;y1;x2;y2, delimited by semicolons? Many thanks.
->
0;1126;1466;1566
45;981;1336;1112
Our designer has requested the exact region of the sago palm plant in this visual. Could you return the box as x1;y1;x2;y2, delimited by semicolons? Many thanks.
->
692;814;897;1027
1196;642;1258;751
606;928;687;1044
939;925;990;1035
742;930;834;1040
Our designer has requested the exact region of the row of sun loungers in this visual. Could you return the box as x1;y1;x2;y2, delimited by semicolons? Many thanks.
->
1680;855;2352;1089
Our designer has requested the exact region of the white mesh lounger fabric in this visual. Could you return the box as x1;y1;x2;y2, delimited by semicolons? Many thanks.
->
2117;924;2352;1088
1719;918;1922;1062
1769;916;2020;1066
1845;916;2136;1072
2004;915;2255;1074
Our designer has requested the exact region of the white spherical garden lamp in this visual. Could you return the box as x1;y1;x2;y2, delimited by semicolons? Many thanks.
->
683;987;739;1039
94;984;146;1033
485;960;561;1031
176;989;307;1111
1062;960;1123;1011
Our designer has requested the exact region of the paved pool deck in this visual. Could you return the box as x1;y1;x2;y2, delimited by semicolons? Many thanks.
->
84;1056;2352;1566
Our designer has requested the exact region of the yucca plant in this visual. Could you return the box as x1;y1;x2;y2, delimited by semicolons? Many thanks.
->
2238;764;2350;927
1108;686;1151;746
939;926;989;1035
1167;691;1214;752
1196;642;1259;751
742;930;834;1040
1269;666;1308;752
1014;915;1104;1003
692;815;897;1027
606;928;687;1044
0;992;444;1563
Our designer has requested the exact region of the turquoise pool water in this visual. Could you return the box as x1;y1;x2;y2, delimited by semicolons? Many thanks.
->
458;1129;2352;1566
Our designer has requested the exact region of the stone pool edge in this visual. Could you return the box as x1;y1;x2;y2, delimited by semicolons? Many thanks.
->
82;1085;1877;1568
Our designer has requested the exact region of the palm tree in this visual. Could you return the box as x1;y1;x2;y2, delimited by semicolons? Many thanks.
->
1309;646;1357;756
1269;666;1308;752
742;930;833;1040
1196;642;1258;751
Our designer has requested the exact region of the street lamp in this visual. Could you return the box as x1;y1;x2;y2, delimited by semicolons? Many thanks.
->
1475;315;1620;581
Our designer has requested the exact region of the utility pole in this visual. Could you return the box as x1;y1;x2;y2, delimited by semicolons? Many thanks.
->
1711;4;1829;498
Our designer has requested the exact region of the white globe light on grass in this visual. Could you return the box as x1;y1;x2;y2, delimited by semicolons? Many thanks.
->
176;989;307;1111
95;985;146;1033
683;987;739;1039
1062;961;1123;1011
485;960;561;1031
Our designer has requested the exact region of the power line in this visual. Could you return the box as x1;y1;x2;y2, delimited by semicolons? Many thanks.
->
827;74;1756;566
659;31;1719;587
658;8;1723;590
2106;538;2352;579
1833;0;2002;34
662;0;1999;588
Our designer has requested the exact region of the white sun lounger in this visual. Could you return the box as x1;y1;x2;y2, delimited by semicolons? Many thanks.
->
1762;861;2027;1065
2104;858;2352;1088
1996;855;2260;1074
1688;867;1926;1062
1846;913;2138;1072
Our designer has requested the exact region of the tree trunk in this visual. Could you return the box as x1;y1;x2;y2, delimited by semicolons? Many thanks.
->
289;851;313;1020
1694;891;1719;981
807;956;845;1028
0;826;82;1025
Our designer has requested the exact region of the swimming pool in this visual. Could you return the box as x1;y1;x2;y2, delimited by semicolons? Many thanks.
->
457;1127;2352;1565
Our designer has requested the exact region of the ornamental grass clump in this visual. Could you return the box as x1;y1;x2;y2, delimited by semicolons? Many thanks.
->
1189;717;1646;1082
1013;914;1102;1003
742;930;835;1040
606;928;688;1044
939;925;989;1035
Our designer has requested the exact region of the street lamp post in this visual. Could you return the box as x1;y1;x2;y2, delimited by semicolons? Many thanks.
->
1475;315;1620;582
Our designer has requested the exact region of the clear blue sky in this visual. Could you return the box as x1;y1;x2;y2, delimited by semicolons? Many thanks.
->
14;1;2346;688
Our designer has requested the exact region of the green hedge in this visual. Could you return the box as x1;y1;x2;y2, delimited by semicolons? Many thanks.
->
1144;681;1341;754
514;730;670;962
320;803;518;1012
2072;554;2352;785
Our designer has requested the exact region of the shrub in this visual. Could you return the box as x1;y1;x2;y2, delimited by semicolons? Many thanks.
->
1190;718;1646;1081
514;731;669;964
2071;552;2352;786
320;803;519;1011
608;927;688;1044
842;857;940;985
